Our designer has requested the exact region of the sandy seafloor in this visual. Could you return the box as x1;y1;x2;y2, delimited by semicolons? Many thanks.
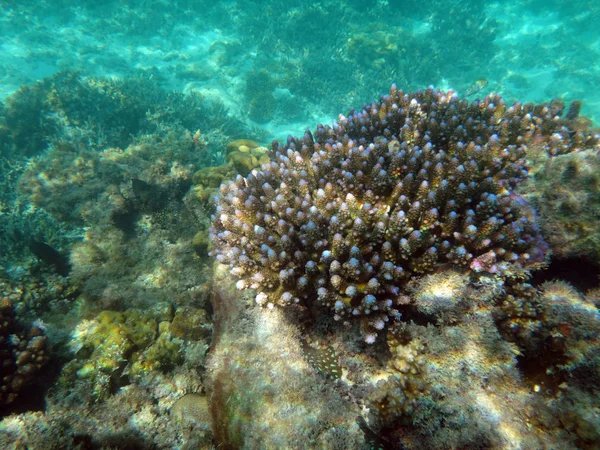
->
1;1;600;449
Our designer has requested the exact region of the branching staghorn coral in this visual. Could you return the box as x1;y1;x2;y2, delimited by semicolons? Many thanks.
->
210;86;594;342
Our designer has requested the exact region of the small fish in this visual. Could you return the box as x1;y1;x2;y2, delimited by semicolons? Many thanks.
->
565;100;582;121
465;78;488;96
29;240;70;276
300;340;341;380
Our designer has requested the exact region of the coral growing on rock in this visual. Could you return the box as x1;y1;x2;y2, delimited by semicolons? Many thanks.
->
64;304;212;401
496;279;600;389
527;149;600;260
192;139;269;203
0;297;49;407
368;334;427;422
0;70;240;157
209;86;597;341
207;252;600;448
66;309;160;399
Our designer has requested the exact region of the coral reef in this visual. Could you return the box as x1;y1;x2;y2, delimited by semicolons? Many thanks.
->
17;130;199;226
13;127;216;313
0;66;220;447
64;304;212;401
496;279;600;390
66;309;160;399
0;300;216;447
527;149;600;260
210;86;599;341
0;296;48;408
0;12;598;441
205;86;600;448
384;315;563;449
0;70;240;157
207;257;600;448
192;139;269;203
0;68;243;291
0;367;213;449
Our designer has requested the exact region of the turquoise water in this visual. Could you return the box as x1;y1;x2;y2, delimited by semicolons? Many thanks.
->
2;1;599;133
0;1;599;449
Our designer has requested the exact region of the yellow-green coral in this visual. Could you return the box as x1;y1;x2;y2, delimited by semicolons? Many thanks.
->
192;140;269;202
130;331;184;377
169;307;212;341
67;309;158;398
130;307;212;375
64;305;212;399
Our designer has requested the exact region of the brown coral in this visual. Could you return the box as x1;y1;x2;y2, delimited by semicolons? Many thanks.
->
0;297;49;407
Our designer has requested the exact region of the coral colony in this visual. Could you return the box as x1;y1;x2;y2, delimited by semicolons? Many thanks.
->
210;85;592;342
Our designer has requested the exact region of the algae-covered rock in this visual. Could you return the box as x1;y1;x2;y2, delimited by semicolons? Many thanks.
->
205;263;365;449
192;230;209;256
528;149;600;260
169;307;212;341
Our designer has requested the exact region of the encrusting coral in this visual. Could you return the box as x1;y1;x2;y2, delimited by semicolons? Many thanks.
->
210;85;597;342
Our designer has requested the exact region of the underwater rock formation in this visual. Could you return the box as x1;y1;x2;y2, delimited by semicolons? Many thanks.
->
208;256;600;448
206;86;600;449
528;149;600;260
209;86;598;342
206;263;365;449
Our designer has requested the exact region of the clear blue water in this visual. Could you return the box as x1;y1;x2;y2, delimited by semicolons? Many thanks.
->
2;1;599;134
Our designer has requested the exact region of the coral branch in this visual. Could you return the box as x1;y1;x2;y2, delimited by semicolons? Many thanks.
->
210;86;594;341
